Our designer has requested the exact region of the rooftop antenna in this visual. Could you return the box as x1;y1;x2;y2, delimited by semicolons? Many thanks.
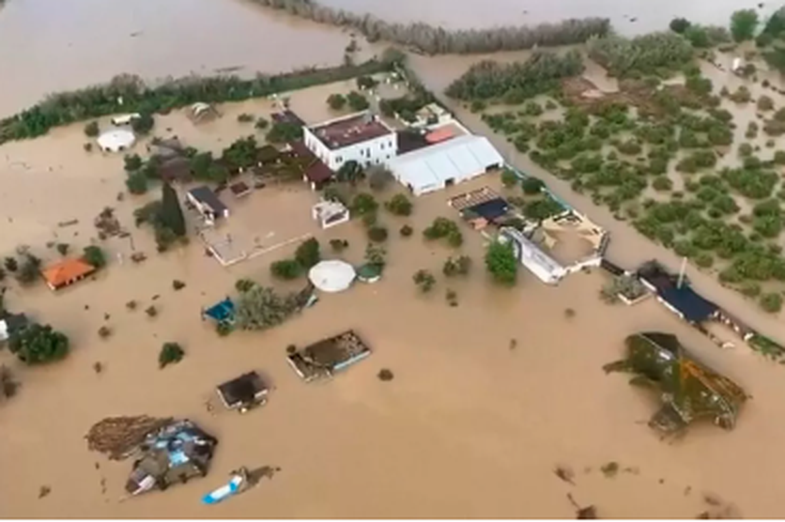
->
677;256;687;289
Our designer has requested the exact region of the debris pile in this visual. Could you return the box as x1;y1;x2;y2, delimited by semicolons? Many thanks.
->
86;415;173;460
94;207;123;239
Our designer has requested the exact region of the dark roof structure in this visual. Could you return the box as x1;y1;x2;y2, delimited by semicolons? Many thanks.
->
464;197;509;221
286;330;371;382
310;113;393;150
396;130;430;154
288;140;333;184
637;260;717;323
158;157;193;184
272;110;305;126
188;186;228;215
216;372;268;409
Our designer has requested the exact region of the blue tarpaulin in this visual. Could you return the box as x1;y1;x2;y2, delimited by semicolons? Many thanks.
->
465;198;509;221
658;285;717;323
204;298;235;323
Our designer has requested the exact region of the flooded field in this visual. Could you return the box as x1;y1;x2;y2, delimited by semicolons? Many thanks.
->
0;0;766;116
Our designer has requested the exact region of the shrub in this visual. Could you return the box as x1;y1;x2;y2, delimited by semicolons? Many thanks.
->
669;17;692;34
413;269;436;293
327;93;347;110
82;245;106;269
56;243;69;256
131;113;154;135
377;368;394;381
362;212;378;228
124;154;143;172
172;280;186;291
501;169;519;188
4;257;17;272
485;241;518;286
759;292;783;313
738;143;753;157
158;342;185;369
367;166;394;191
385;194;413;216
400;224;413;237
270;259;303;280
8;323;69;365
98;326;112;339
237;113;255;123
731;9;759;42
521;176;545;195
295;238;321;269
16;254;41;285
423;217;463;247
255;117;269;130
367;226;389;242
352;193;379;216
652;176;673;192
443;255;472;277
126;171;148;195
758;95;775;112
330;239;349;252
84;121;99;137
347;91;369;111
145;305;158;317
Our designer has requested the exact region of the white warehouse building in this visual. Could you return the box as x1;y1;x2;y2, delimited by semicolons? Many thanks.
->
388;135;504;196
303;111;397;171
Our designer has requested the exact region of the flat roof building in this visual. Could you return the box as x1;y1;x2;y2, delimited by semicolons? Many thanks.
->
303;111;397;172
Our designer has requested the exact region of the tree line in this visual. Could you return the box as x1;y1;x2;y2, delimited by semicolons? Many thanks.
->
0;58;396;144
247;0;610;54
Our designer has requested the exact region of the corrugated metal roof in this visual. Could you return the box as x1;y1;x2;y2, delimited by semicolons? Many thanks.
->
389;135;503;193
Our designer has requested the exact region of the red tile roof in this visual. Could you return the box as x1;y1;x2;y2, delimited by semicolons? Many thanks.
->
42;258;96;289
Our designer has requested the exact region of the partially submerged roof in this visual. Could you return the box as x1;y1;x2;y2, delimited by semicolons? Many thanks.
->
287;330;371;382
637;260;717;323
309;112;393;150
216;372;268;409
499;227;565;285
203;298;235;323
188;186;228;214
158;157;193;183
605;332;747;434
230;181;251;197
42;258;96;289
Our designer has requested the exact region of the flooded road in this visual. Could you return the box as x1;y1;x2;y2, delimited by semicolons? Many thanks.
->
0;0;766;116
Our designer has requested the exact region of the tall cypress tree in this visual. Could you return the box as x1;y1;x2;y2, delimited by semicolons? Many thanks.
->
160;182;186;237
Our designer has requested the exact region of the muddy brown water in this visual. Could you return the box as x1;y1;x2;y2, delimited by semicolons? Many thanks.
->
0;0;768;117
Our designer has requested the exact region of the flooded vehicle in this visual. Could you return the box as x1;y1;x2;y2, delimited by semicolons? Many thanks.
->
604;332;747;434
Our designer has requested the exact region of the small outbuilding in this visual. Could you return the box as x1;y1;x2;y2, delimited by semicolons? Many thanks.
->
389;135;504;196
41;258;97;291
97;128;136;153
311;200;350;229
216;371;269;412
187;186;229;225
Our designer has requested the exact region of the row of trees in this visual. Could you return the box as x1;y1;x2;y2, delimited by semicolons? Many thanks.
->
587;31;694;77
0;58;394;144
445;50;584;101
248;0;610;54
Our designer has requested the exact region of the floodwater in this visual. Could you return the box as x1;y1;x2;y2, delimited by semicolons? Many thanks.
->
0;0;766;117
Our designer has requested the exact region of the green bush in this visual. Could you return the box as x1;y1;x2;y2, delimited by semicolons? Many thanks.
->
347;91;369;111
443;255;472;277
485;241;518;286
159;342;185;369
84;121;99;137
385;194;413;216
270;259;303;280
521;176;545;195
8;323;69;365
82;245;106;269
413;269;436;293
327;93;347;110
367;226;389;242
400;224;413;237
294;238;321;269
759;292;783;313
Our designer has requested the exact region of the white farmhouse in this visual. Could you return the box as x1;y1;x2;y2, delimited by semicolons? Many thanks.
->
303;111;397;171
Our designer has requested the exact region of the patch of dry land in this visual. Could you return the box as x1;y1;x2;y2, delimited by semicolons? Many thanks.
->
1;78;783;519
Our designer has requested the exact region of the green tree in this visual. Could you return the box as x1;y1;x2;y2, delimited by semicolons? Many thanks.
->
295;238;321;269
16;254;41;285
270;259;303;280
125;171;148;195
347;91;370;111
124;154;143;172
266;122;303;143
501;169;519;188
759;292;783;313
131;113;155;135
352;192;379;215
82;245;106;269
367;166;394;191
367;226;389;242
8;323;69;365
521;176;545;195
731;9;759;42
235;285;297;331
158;342;185;368
669;17;692;34
327;93;347;110
255;117;269;130
84;121;99;137
385;194;413;216
443;255;472;277
160;182;187;237
485;241;518;286
413;269;436;293
337;160;364;185
4;257;18;272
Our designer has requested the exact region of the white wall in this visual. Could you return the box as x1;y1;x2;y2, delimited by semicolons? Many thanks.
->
304;128;397;171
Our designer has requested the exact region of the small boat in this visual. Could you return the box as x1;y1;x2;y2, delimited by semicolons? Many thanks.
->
202;474;244;505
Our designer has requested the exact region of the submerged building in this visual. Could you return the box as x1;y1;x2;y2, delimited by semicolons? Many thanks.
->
605;332;747;434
